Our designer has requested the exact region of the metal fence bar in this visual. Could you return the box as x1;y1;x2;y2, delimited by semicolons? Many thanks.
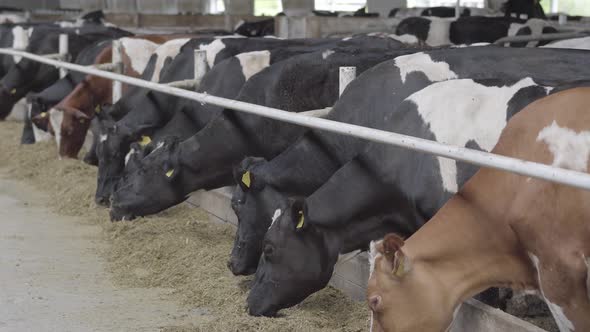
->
111;39;123;103
2;46;590;192
494;31;590;45
58;34;68;78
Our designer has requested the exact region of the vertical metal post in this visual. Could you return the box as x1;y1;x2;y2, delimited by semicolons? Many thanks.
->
194;50;208;88
112;39;123;104
58;34;68;78
339;67;356;97
455;0;461;18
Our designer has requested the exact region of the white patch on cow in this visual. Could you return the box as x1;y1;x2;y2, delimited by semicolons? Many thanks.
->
124;148;136;166
369;240;382;277
268;209;282;230
48;108;63;151
99;134;108;143
150;38;190;82
507;23;525;37
537;121;590;172
82;129;94;153
395;52;458;84
11;26;31;63
424;17;453;47
57;20;84;28
508;19;554;47
199;39;226;69
119;37;160;75
388;34;419;44
322;49;334;59
236;50;271;81
408;77;540;193
543;36;590;50
529;253;575;332
452;42;490;48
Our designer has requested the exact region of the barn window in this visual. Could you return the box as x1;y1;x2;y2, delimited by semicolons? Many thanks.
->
406;0;485;8
540;0;590;15
314;0;368;12
255;0;283;16
208;0;225;14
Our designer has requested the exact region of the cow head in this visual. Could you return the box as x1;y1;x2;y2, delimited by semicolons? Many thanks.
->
368;234;452;332
247;198;339;317
228;158;290;276
57;105;91;158
95;121;132;206
109;136;185;221
29;96;51;132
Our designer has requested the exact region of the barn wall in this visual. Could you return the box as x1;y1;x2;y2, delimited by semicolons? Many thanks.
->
281;0;314;16
2;0;60;9
367;0;406;17
224;0;254;15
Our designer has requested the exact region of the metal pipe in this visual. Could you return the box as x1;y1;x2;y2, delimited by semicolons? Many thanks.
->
494;31;590;45
166;79;199;89
111;39;123;103
58;34;68;78
194;49;207;88
92;63;118;71
2;47;590;191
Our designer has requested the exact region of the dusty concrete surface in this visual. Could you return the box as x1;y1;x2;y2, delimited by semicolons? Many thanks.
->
0;177;208;332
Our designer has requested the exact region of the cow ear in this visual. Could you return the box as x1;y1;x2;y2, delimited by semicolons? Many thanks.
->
233;157;266;192
290;198;307;231
381;234;411;278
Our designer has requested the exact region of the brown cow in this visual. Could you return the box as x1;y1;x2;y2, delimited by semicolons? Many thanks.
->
367;87;590;332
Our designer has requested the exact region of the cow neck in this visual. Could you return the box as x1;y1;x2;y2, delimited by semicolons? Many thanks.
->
178;114;251;180
331;215;395;255
402;193;538;311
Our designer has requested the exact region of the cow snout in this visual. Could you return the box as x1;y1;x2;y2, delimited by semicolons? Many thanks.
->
227;257;257;276
95;195;110;206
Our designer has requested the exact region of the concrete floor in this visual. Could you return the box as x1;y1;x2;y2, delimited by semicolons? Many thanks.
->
0;178;203;332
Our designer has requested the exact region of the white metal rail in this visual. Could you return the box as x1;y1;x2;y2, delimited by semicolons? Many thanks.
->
2;45;590;192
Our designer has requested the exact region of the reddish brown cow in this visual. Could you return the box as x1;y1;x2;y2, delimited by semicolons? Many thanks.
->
367;87;590;332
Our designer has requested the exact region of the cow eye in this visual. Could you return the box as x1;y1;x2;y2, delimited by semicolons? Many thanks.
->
263;244;274;257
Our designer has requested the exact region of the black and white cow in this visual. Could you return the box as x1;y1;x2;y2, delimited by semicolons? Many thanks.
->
503;0;546;20
93;37;347;206
234;18;275;37
108;42;419;220
0;24;130;120
214;47;590;316
396;16;557;46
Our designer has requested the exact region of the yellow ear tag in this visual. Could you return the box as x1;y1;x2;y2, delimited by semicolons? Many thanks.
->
138;135;151;147
40;112;47;118
165;169;174;178
79;119;85;124
241;171;251;188
10;88;16;95
393;258;405;277
94;105;101;113
296;211;305;229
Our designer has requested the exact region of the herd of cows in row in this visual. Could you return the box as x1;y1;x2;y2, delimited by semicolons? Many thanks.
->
1;5;590;332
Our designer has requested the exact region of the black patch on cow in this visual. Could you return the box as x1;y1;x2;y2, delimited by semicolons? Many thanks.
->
395;17;431;42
